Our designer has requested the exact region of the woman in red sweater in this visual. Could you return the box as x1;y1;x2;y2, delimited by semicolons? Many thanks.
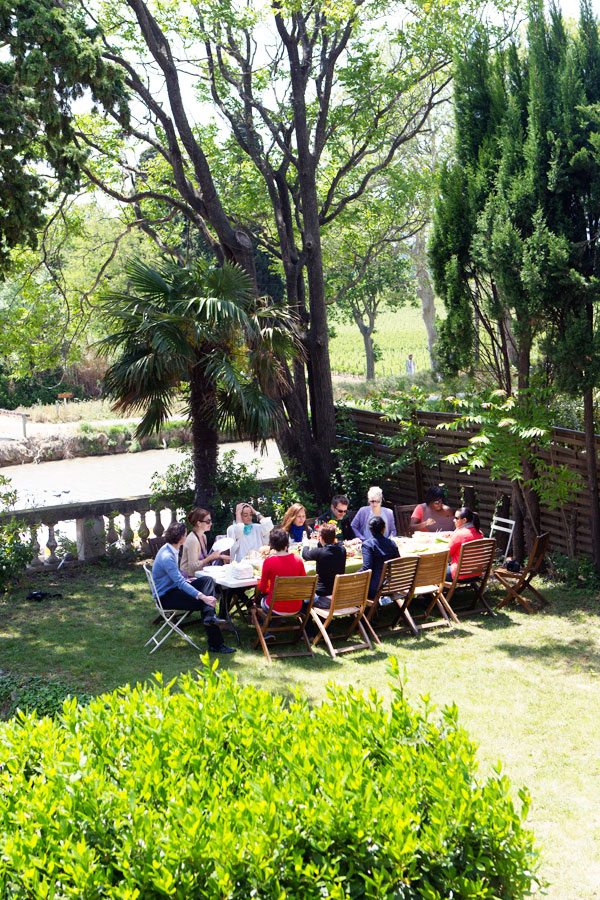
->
447;508;484;579
259;527;306;613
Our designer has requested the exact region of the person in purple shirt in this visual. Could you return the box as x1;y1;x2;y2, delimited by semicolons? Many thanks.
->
351;486;396;541
152;521;235;654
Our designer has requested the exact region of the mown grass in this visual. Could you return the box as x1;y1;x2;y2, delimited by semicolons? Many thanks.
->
1;563;599;899
20;398;189;424
329;305;432;378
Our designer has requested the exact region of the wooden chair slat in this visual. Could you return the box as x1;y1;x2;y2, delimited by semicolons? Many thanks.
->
367;555;420;638
310;570;376;658
437;538;496;620
251;575;318;663
394;504;415;537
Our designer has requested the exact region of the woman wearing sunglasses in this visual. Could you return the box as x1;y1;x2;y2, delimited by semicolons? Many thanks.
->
447;507;484;580
351;486;396;541
180;508;230;578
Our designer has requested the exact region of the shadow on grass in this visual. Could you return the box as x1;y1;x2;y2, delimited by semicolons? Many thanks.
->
2;562;597;699
497;636;600;674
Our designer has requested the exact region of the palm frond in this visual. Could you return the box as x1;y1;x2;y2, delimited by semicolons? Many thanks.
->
215;379;282;446
202;261;254;305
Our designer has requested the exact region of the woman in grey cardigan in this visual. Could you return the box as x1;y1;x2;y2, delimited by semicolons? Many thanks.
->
351;486;396;540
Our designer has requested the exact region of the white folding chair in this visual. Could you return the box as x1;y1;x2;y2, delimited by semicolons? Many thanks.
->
143;563;202;654
489;515;515;564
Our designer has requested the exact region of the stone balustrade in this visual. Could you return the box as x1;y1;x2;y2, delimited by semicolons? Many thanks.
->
3;495;179;569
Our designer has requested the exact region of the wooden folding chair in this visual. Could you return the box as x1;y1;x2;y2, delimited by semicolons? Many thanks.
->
143;563;202;653
250;575;317;663
432;538;496;620
366;555;420;637
311;570;378;658
394;504;415;537
494;532;550;613
412;550;455;628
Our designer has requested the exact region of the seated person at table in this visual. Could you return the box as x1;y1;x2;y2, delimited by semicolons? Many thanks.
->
316;494;355;542
227;502;273;562
410;486;454;533
351;486;396;540
180;507;230;578
301;522;346;608
360;515;400;599
447;507;484;580
258;527;306;613
152;522;235;654
281;503;314;542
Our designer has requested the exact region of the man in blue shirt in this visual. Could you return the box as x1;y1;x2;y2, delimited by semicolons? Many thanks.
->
152;521;235;653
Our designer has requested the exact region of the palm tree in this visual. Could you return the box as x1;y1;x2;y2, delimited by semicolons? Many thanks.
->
98;258;299;506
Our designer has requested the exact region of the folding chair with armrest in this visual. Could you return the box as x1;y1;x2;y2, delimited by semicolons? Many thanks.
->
250;575;317;663
489;516;516;564
494;532;550;613
430;538;496;621
366;555;420;638
311;569;378;658
143;563;202;653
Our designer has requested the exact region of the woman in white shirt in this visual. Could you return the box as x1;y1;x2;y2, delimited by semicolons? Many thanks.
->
227;502;273;562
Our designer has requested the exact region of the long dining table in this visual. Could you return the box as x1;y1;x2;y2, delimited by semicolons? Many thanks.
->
202;531;454;623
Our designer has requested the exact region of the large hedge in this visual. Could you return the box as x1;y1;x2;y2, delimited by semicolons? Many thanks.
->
0;662;539;899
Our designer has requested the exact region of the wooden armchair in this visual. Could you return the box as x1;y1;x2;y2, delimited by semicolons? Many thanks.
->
311;570;378;659
430;538;496;620
412;550;455;628
394;504;415;537
366;555;420;638
494;532;550;613
250;575;317;663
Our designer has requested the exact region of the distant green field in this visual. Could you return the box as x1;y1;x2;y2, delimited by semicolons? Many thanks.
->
329;305;431;377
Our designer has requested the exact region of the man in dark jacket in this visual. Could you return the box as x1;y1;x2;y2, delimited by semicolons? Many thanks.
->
360;515;399;598
316;494;355;541
302;522;346;607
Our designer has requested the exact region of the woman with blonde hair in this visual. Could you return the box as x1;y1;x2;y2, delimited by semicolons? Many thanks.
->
351;486;396;540
280;502;314;543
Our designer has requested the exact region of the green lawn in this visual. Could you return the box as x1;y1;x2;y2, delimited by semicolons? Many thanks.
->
329;305;432;378
1;564;599;899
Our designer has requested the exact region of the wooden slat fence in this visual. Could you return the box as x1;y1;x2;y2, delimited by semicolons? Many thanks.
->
344;408;592;557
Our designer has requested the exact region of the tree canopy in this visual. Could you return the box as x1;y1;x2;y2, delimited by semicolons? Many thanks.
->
429;0;600;564
0;0;510;499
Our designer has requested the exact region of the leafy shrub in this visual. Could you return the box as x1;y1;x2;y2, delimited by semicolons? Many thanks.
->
0;673;91;721
0;476;34;590
0;662;539;898
548;552;600;590
0;367;85;410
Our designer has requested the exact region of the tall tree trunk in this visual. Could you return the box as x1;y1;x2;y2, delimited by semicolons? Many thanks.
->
512;483;525;563
516;334;540;552
282;36;337;478
583;387;600;573
364;331;376;380
414;230;437;370
189;364;219;508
